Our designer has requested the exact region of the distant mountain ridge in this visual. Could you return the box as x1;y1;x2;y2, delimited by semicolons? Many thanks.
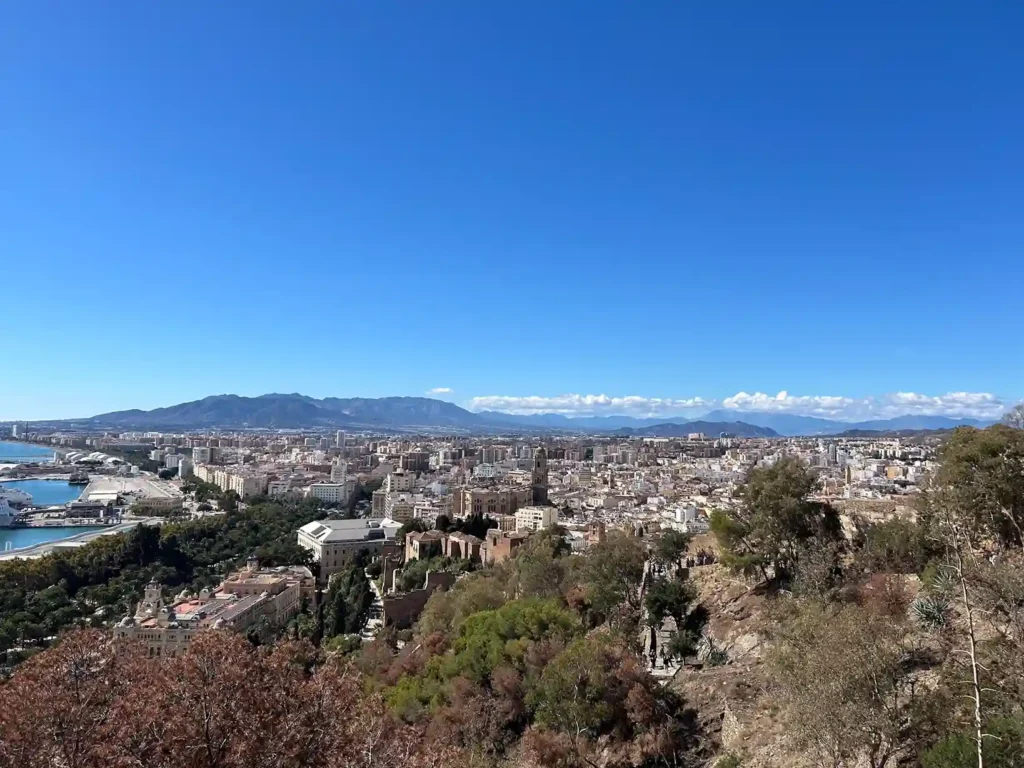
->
484;408;992;436
82;394;492;430
700;410;992;435
613;421;778;438
44;393;996;435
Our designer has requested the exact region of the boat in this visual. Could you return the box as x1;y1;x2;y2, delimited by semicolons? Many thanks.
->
0;487;33;508
68;472;90;484
0;499;17;528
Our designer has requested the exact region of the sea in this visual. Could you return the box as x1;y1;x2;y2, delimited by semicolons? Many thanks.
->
0;525;105;552
0;440;56;465
0;479;83;506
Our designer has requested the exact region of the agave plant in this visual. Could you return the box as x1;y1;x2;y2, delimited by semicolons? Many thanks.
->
698;632;729;666
912;594;951;629
929;566;957;597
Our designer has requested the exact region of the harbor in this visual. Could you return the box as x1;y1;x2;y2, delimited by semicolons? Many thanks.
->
0;478;83;507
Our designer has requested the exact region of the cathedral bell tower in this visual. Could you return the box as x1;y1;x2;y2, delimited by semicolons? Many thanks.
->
532;446;549;506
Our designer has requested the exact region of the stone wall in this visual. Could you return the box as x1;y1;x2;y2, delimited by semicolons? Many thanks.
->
381;570;457;629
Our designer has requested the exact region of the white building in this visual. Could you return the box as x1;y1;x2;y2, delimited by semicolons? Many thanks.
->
515;505;558;532
383;471;415;493
296;519;399;583
268;479;296;497
307;482;350;506
213;470;267;500
383;491;414;523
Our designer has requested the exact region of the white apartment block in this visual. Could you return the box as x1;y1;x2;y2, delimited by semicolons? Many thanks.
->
196;466;268;499
383;492;414;523
307;482;350;506
215;470;268;500
383;471;415;493
268;480;298;497
515;505;558;532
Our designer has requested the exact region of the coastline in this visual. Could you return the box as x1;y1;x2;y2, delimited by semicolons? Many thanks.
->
0;517;163;560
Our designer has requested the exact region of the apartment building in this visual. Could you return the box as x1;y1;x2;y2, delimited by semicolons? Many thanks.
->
383;470;415;493
193;464;268;499
307;482;350;506
515;505;559;532
384;492;414;523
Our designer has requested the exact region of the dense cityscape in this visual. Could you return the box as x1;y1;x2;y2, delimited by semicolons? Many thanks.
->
4;2;1022;766
3;407;1022;767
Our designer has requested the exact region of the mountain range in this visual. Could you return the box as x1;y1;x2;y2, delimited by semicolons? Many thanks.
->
613;421;779;438
480;407;990;435
35;393;994;436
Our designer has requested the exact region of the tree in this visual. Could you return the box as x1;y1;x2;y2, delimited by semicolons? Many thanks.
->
454;513;499;540
0;629;461;768
922;717;1024;768
0;629;124;768
577;531;647;624
526;633;698;768
855;517;936;575
323;564;374;638
443;598;579;684
397;519;427;544
652;529;692;570
710;457;842;584
933;425;1024;548
1003;404;1024;430
769;600;942;768
507;528;570;600
922;424;1024;768
644;576;697;629
220;490;240;513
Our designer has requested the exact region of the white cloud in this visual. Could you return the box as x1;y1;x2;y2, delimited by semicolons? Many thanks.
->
468;393;712;417
722;391;859;418
720;390;1007;420
468;390;1010;421
427;387;454;395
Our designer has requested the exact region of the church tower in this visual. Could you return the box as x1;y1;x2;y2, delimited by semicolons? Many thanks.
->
134;581;165;621
532;446;549;506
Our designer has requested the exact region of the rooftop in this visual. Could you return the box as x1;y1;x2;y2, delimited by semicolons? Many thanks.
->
298;518;400;543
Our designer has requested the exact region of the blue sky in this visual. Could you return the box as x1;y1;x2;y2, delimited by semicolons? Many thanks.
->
2;2;1022;421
